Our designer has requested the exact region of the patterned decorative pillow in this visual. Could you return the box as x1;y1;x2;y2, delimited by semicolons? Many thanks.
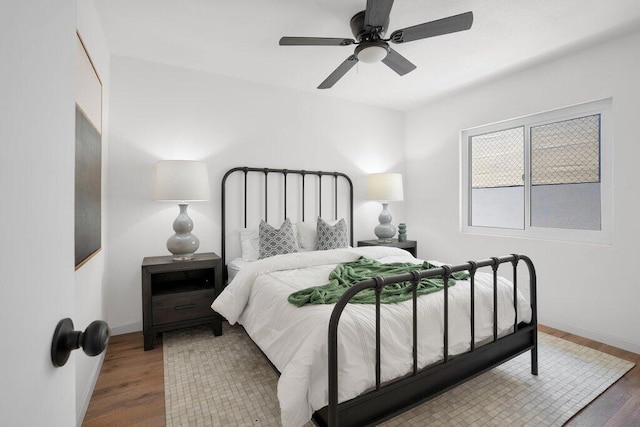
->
316;217;349;250
258;218;298;259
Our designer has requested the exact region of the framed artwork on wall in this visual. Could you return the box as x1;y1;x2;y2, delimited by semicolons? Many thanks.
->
75;32;102;269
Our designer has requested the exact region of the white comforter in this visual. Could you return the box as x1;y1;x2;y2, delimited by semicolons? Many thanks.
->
212;247;532;427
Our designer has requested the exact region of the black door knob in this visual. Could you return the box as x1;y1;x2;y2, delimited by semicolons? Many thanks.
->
51;318;110;367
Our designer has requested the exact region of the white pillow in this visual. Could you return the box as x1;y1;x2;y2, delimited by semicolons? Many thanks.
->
295;221;318;251
239;228;259;260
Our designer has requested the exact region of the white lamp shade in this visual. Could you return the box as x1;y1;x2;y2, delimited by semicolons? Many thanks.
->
367;173;404;202
153;160;210;201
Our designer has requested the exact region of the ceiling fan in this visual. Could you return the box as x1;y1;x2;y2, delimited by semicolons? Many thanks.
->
279;0;473;89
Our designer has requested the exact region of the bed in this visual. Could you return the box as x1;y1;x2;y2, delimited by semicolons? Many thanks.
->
213;166;538;427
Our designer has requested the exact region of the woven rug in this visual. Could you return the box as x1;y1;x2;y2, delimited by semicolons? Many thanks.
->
163;324;634;426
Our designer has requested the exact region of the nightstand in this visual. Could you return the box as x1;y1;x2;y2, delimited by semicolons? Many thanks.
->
142;252;223;351
357;239;418;258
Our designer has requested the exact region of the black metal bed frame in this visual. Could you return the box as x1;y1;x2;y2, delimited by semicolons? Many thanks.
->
221;166;354;280
220;166;538;426
315;254;538;426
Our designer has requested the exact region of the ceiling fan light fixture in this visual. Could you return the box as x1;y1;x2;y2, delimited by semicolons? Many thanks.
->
355;43;389;63
279;2;474;89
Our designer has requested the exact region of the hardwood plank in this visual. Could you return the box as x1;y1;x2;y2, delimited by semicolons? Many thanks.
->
83;333;165;426
539;325;640;426
605;387;640;427
83;326;639;426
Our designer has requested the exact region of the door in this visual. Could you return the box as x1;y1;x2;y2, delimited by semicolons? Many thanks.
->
0;1;77;425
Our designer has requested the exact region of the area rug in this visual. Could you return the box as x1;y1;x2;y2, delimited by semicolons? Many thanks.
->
163;324;634;426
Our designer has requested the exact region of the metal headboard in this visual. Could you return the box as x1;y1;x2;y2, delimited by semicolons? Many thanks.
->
221;167;354;279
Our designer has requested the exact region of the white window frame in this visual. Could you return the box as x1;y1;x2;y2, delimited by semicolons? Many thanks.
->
460;98;613;244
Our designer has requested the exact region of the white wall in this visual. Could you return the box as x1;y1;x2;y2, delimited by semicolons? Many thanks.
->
106;56;406;332
405;28;640;352
75;1;110;423
0;1;77;426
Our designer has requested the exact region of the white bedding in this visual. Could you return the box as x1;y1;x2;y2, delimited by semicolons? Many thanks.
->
212;247;532;427
226;257;253;282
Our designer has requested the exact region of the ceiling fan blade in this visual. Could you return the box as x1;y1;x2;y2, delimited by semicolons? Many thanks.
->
390;11;473;43
318;55;359;89
382;48;416;76
279;37;355;46
364;0;394;30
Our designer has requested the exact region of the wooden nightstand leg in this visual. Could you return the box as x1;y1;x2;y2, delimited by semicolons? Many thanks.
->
211;316;222;336
143;332;155;351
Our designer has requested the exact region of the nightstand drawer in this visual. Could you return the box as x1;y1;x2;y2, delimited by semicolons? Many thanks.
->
152;289;215;325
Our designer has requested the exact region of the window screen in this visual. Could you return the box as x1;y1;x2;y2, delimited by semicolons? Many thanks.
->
471;127;524;189
531;115;600;185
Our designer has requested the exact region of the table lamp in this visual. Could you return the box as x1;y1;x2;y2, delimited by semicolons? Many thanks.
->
367;173;404;242
153;160;210;260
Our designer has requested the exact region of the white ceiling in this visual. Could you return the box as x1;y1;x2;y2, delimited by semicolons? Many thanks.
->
95;0;640;111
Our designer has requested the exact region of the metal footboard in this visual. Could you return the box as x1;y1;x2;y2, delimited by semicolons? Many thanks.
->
318;254;537;426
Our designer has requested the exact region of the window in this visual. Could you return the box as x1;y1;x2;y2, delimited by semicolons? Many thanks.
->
470;127;524;229
461;99;612;244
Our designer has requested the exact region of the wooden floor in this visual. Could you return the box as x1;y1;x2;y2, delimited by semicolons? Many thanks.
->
83;325;640;426
83;334;165;426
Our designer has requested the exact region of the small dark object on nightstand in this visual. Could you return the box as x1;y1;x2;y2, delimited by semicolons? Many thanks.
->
398;223;407;242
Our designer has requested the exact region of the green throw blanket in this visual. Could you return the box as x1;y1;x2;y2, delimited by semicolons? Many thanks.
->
288;257;469;307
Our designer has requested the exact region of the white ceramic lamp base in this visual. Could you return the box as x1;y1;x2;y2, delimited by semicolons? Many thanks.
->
374;202;396;242
167;203;200;261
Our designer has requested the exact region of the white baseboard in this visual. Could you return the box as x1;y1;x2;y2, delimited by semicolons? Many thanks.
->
110;321;142;336
540;316;640;354
76;352;105;427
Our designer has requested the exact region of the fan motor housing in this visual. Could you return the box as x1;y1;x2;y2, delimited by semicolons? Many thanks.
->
350;10;388;41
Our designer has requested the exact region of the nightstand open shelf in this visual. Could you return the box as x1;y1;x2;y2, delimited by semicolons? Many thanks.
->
151;269;213;295
142;252;223;351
